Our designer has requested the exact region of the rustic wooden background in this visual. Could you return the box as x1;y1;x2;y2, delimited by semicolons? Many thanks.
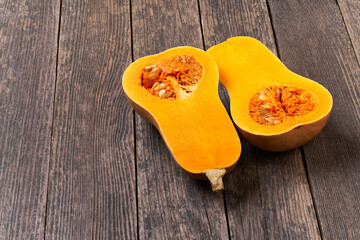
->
1;0;359;239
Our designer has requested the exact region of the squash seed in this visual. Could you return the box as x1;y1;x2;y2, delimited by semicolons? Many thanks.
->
163;92;172;99
158;89;166;98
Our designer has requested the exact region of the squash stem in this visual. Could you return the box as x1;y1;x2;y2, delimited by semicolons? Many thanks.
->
204;168;226;192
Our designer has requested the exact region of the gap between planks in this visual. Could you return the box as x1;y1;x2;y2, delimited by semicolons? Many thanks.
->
44;0;63;239
128;0;140;239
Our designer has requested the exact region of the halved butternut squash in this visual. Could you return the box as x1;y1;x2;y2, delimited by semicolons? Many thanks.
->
207;37;332;152
122;47;241;191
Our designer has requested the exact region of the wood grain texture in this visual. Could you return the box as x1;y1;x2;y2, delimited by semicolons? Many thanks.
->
0;1;59;239
45;1;136;239
337;0;360;64
132;0;229;239
200;0;321;239
268;0;360;239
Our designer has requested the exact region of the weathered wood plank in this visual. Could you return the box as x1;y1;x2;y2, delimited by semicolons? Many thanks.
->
337;0;360;64
0;1;59;239
132;0;229;239
268;0;360;239
200;0;321;239
45;1;136;239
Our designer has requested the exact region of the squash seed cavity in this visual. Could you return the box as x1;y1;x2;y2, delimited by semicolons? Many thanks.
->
140;55;203;100
249;85;318;125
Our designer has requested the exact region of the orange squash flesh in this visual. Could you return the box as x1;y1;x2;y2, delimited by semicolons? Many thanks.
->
122;47;241;190
207;37;333;152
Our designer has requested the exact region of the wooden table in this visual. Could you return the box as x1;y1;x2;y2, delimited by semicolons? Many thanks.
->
1;0;359;239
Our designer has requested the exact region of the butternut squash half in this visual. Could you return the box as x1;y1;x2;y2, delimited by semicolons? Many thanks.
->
207;37;332;152
122;47;241;191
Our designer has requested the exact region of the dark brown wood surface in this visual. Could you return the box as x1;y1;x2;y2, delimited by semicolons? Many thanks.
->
338;0;360;63
0;1;59;239
44;0;136;239
1;0;359;239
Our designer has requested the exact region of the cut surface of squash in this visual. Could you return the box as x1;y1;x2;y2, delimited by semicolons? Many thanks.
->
122;46;241;190
207;37;332;151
